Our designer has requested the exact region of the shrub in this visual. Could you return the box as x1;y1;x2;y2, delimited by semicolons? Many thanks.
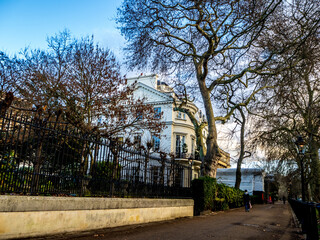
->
214;183;244;210
88;161;121;195
192;176;217;215
192;177;244;215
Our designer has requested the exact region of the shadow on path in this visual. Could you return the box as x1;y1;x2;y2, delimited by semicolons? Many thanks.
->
30;202;304;240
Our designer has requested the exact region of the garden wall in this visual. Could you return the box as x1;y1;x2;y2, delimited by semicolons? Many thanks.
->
0;196;194;239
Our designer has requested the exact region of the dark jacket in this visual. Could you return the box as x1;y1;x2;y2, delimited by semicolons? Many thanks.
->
243;193;250;203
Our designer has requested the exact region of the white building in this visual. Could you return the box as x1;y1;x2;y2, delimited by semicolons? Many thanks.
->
125;74;230;178
216;168;265;195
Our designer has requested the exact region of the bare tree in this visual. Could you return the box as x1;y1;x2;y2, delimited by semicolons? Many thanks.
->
11;31;164;138
3;31;165;180
215;82;255;188
233;107;252;189
117;0;295;177
251;0;320;201
0;51;19;95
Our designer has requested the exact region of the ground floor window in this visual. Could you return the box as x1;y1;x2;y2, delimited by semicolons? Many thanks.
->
134;135;141;149
152;136;160;151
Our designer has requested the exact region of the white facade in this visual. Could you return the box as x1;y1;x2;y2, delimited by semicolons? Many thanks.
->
216;168;265;195
126;74;208;178
123;74;231;179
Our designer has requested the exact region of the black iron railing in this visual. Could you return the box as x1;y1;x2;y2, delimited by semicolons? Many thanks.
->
289;199;320;240
0;108;192;198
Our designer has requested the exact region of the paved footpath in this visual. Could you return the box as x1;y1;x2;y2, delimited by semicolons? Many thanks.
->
33;202;304;240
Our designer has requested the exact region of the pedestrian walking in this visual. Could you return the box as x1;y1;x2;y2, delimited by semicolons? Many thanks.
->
283;196;286;204
243;190;250;212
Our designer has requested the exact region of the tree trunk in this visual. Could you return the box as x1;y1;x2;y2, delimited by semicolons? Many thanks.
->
198;78;219;177
308;139;320;202
144;153;149;185
31;126;46;193
235;108;246;189
31;142;43;193
109;142;119;197
195;126;206;161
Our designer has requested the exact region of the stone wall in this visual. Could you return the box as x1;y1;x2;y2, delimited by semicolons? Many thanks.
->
0;196;194;239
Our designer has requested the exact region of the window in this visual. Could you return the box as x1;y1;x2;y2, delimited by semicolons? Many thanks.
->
134;135;141;148
154;107;161;119
151;166;159;184
132;167;140;183
191;138;195;157
174;168;183;187
176;135;185;155
152;136;160;151
117;137;123;143
176;136;181;154
177;112;186;120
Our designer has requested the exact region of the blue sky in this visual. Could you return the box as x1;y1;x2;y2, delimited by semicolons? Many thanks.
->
0;0;125;59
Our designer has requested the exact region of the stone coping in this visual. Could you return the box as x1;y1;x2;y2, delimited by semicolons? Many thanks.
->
0;196;194;212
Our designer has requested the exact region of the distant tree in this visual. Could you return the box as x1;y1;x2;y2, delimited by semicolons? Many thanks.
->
250;0;320;201
215;80;264;189
232;107;251;189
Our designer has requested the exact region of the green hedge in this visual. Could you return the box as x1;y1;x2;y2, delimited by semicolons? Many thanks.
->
192;176;217;214
192;177;244;215
214;183;244;211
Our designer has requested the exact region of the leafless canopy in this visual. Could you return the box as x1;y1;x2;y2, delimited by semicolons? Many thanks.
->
117;0;288;176
1;31;164;139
